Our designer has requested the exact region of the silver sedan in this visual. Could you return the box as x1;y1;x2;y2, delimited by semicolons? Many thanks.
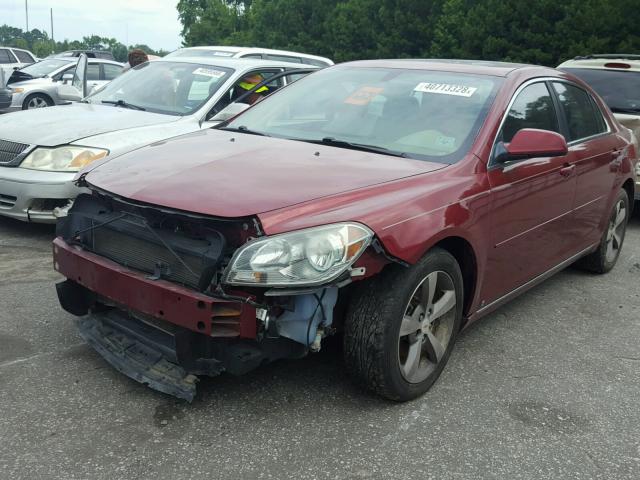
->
5;57;123;111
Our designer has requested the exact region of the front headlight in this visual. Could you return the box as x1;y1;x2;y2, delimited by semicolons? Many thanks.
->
11;87;25;93
20;146;108;172
223;223;373;287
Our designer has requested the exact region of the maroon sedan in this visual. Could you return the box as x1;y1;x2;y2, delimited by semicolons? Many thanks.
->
53;60;636;401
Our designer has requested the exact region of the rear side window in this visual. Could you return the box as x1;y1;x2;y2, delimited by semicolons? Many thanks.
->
0;49;15;64
13;50;34;63
103;64;122;80
501;82;560;143
552;82;607;141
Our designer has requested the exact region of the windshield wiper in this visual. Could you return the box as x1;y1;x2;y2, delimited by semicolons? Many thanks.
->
101;99;146;111
301;137;407;158
610;106;640;114
217;125;269;136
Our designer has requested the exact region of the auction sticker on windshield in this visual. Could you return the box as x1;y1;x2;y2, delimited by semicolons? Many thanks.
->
415;82;477;97
193;67;227;79
344;86;385;105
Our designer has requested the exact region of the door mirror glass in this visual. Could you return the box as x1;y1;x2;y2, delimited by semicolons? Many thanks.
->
500;128;568;162
62;73;74;84
209;102;250;123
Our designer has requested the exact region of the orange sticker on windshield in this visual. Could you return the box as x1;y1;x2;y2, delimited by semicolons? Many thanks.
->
344;86;384;105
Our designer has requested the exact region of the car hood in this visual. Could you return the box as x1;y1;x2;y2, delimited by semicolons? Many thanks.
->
85;128;447;218
0;103;178;146
9;77;52;87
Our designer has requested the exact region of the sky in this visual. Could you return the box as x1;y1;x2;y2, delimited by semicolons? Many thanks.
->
1;0;183;51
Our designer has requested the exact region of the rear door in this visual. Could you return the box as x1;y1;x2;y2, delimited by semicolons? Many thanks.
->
550;81;620;249
484;81;578;302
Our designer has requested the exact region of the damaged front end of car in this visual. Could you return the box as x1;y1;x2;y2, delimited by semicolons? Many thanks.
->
53;190;382;401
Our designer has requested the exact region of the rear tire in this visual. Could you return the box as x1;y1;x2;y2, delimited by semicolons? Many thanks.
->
343;247;463;401
577;189;629;274
22;93;53;110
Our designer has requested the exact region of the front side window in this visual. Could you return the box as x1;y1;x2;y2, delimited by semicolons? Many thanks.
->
552;82;607;141
14;50;34;63
225;66;501;163
88;61;234;116
501;82;560;143
211;69;284;114
87;63;100;81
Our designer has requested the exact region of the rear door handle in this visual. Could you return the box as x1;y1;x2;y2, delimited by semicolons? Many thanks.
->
559;164;575;178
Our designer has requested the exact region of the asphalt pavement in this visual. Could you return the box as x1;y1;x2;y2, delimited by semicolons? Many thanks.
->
0;214;639;480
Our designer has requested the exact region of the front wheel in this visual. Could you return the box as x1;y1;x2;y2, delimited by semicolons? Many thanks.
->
577;189;629;273
343;248;463;401
22;93;53;110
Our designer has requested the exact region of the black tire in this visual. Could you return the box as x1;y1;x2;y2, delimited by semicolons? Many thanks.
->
343;247;464;401
22;93;53;110
577;189;629;274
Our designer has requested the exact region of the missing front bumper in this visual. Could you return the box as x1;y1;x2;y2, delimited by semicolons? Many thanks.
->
77;312;200;402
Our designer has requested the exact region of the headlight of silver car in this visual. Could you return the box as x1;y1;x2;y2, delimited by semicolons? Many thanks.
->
223;223;374;287
20;146;109;172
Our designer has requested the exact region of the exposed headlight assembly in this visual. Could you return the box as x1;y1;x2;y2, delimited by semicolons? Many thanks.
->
20;146;108;172
223;223;374;287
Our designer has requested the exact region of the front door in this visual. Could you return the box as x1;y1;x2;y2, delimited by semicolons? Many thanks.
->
482;81;578;303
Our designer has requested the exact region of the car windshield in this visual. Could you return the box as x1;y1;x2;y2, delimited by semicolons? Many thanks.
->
168;49;238;58
225;66;501;162
88;61;234;116
561;68;640;113
20;59;71;77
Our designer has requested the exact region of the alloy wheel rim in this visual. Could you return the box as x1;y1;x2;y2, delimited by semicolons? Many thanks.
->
28;97;48;109
398;270;457;384
605;199;626;263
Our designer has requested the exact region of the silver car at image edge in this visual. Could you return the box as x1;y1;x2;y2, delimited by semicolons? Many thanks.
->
0;55;320;222
4;57;124;111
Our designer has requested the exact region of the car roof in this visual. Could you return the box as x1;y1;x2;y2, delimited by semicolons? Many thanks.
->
154;56;320;70
558;55;640;72
339;59;557;77
172;45;334;64
47;56;123;66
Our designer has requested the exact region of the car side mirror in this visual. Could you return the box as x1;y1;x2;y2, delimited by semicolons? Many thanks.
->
209;102;251;123
62;73;74;85
497;128;568;163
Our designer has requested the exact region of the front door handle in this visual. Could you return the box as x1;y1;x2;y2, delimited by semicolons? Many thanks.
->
559;164;576;178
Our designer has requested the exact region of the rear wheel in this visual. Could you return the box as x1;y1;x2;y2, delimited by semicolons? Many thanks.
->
577;189;629;273
343;248;463;401
22;93;53;110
